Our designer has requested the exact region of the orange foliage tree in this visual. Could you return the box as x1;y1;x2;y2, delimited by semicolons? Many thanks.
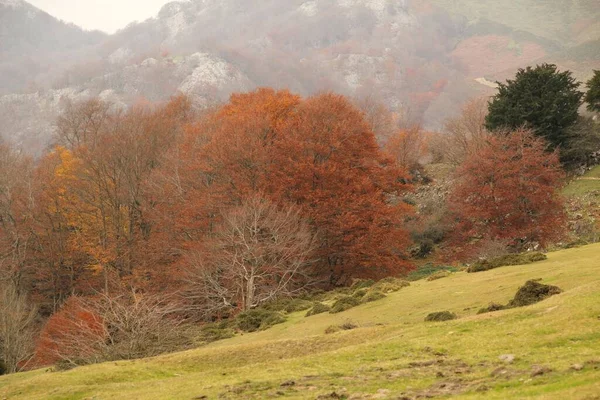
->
269;93;414;284
447;129;566;258
33;296;105;368
155;88;414;287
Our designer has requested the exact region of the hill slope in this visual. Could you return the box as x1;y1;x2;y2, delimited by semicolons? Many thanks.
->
2;244;600;399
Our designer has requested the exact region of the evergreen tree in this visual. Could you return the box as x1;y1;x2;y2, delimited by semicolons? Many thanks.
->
584;70;600;113
485;63;583;149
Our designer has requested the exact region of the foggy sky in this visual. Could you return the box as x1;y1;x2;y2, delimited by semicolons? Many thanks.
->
27;0;174;33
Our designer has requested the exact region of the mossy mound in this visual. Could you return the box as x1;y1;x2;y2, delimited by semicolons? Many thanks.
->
479;280;563;313
325;321;358;334
305;302;331;317
477;303;507;314
426;270;451;281
508;280;563;307
235;309;286;332
425;311;457;322
371;277;410;293
330;296;361;314
361;290;387;303
467;252;547;273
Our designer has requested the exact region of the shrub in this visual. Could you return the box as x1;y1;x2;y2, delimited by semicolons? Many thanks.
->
426;270;451;281
425;311;457;322
508;280;563;308
330;296;361;314
235;309;286;332
305;303;331;317
361;290;387;303
371;277;410;293
467;252;547;273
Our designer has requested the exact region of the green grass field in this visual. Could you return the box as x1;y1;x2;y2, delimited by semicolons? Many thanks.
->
2;243;600;399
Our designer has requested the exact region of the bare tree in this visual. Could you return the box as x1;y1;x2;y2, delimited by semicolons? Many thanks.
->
0;144;36;291
56;98;112;150
442;97;490;165
91;291;186;361
185;196;316;317
0;281;37;374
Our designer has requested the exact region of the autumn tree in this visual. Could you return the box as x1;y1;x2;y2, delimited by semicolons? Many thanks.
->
185;196;316;316
442;97;490;165
384;126;427;173
158;89;413;288
448;129;566;258
0;145;36;292
33;296;105;368
268;93;413;284
46;96;193;294
0;281;37;374
486;64;583;150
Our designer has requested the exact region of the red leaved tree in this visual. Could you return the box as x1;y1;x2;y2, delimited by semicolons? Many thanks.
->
33;296;106;368
268;93;414;284
447;129;566;259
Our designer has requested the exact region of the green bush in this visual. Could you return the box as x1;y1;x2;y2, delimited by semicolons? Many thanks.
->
305;302;331;317
235;309;286;332
361;290;386;303
330;296;361;314
425;311;457;322
467;252;547;273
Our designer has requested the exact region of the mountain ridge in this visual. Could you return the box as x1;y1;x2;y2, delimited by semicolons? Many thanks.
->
1;0;599;153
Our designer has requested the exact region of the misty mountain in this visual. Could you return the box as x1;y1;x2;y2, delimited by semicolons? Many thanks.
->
0;0;105;94
1;0;599;153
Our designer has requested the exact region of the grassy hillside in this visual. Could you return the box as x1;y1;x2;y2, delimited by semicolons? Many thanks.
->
2;245;600;399
563;165;600;197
